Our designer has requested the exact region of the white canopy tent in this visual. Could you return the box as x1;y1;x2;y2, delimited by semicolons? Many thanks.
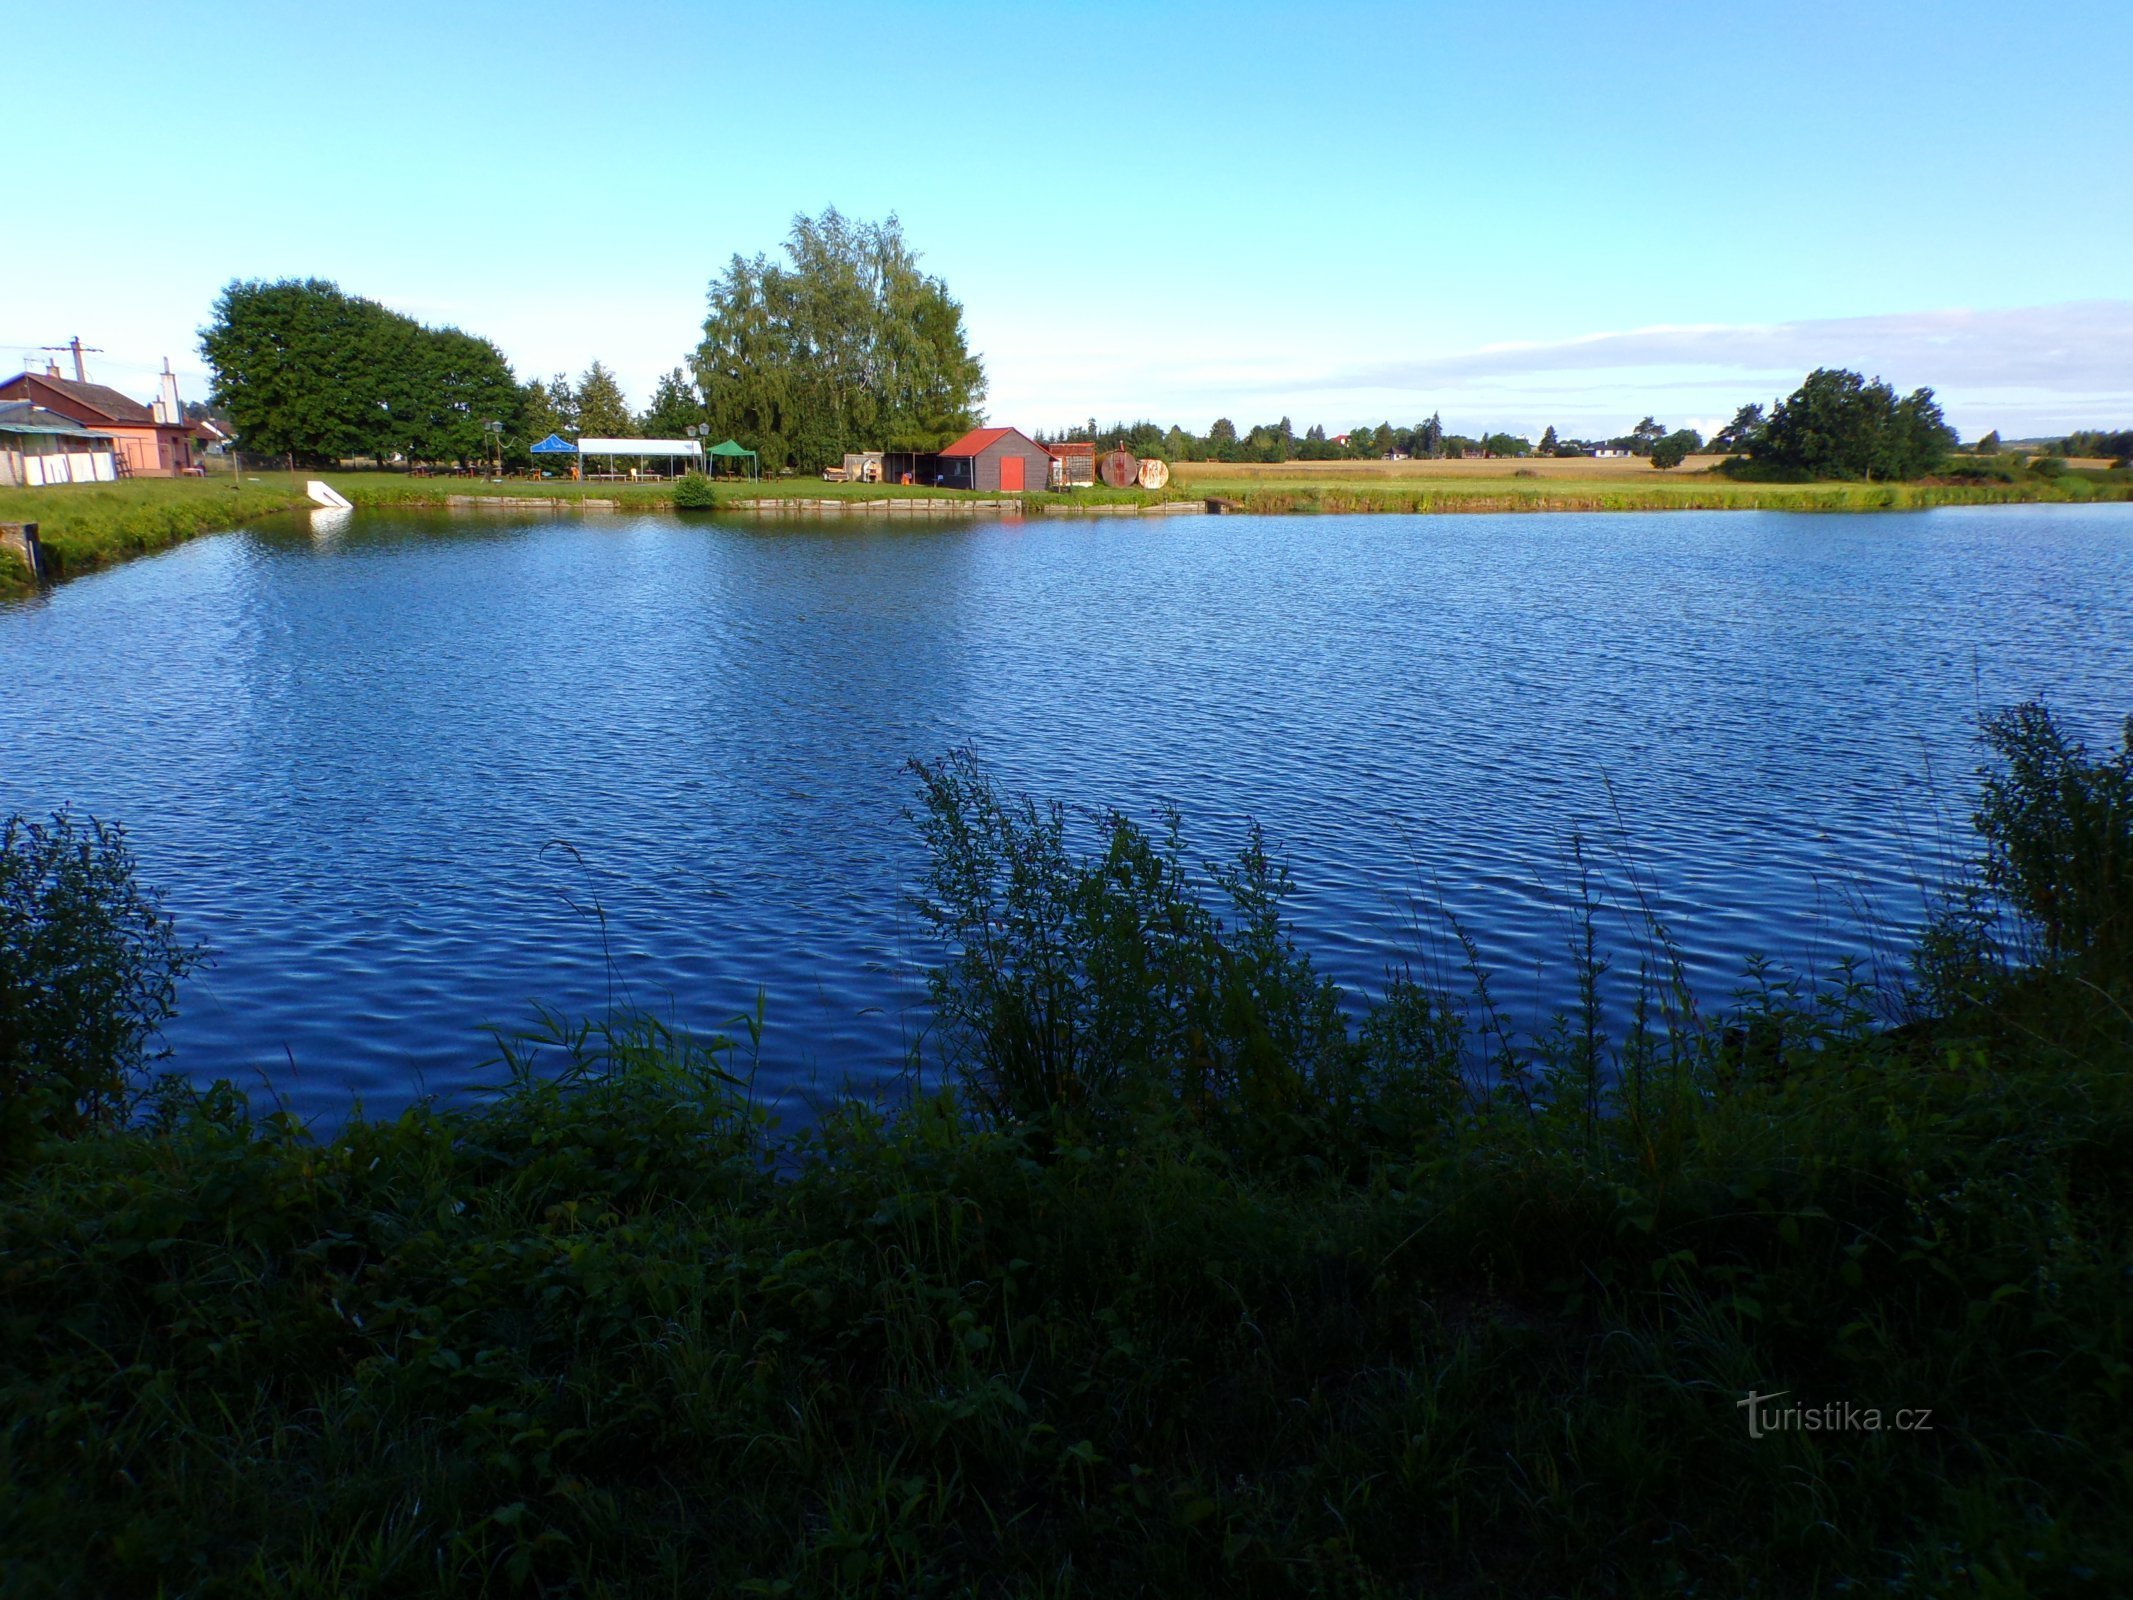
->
576;437;703;479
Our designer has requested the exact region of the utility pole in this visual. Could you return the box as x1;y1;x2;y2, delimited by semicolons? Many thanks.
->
40;336;103;382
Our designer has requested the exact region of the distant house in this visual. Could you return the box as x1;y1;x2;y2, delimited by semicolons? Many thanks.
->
0;362;195;477
1329;433;1351;447
1590;446;1632;459
0;401;118;486
934;426;1054;492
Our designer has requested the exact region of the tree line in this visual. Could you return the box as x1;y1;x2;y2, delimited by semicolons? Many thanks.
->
205;233;2090;485
198;210;987;474
1038;415;1720;466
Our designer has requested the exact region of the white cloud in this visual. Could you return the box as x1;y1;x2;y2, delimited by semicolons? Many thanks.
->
1329;300;2133;395
987;300;2133;439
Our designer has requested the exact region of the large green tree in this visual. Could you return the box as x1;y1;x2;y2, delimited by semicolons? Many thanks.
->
691;208;985;472
574;362;635;438
1748;368;1956;480
199;278;523;465
639;367;705;437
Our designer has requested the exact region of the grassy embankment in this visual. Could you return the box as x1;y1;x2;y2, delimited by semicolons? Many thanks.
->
1170;453;2133;514
351;454;2133;517
8;456;2127;596
0;473;315;597
3;707;2130;1595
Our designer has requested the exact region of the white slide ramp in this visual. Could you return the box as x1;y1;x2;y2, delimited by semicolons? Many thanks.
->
306;480;353;509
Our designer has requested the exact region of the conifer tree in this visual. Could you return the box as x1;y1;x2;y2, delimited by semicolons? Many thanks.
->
574;362;635;437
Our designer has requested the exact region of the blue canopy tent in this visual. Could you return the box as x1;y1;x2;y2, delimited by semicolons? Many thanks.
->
528;432;577;479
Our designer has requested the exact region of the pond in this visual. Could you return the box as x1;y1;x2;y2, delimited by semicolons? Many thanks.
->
3;504;2128;1121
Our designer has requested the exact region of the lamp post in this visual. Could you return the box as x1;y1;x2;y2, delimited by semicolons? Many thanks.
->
485;419;503;478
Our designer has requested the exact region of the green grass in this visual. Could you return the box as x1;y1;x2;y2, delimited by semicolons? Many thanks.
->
1168;466;2132;515
3;709;2130;1595
0;473;315;596
1;969;2126;1595
9;463;2126;598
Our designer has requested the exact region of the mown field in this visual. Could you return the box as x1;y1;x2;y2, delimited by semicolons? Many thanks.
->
1171;455;2133;513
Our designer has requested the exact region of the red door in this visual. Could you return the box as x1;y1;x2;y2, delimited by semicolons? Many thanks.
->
998;454;1024;491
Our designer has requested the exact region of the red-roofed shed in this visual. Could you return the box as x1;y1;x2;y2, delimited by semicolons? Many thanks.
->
935;425;1053;492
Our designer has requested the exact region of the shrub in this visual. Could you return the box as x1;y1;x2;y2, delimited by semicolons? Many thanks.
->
671;470;718;509
1972;703;2133;976
907;752;1347;1142
0;811;203;1166
2029;455;2067;478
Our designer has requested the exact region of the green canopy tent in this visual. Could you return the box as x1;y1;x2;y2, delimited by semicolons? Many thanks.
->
706;438;759;482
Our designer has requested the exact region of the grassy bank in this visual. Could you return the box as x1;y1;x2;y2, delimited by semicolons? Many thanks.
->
8;460;2127;598
0;474;315;597
3;708;2130;1595
1171;455;2133;514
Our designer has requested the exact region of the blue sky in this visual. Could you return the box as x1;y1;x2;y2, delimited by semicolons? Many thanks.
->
5;0;2128;440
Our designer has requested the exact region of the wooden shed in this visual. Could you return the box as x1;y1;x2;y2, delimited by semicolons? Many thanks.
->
935;426;1054;492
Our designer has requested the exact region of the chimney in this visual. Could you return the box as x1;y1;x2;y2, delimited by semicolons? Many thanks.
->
156;358;183;426
45;360;61;379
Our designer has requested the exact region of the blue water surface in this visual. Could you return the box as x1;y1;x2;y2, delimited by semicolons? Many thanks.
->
2;503;2127;1119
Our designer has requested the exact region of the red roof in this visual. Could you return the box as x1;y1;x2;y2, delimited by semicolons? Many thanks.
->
938;426;1039;458
1046;440;1094;457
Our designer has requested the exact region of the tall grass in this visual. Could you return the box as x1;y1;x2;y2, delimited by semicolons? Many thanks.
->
1;705;2128;1594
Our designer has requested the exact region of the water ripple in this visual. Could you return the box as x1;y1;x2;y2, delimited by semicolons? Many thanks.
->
2;504;2128;1119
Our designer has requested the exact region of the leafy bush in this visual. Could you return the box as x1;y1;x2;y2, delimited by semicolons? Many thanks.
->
0;811;202;1166
907;752;1352;1144
670;470;719;509
1973;702;2132;976
1649;428;1702;469
2029;454;2067;478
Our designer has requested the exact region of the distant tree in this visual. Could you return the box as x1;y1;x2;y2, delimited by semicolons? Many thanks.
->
1975;429;2002;455
2060;428;2133;460
1482;432;1531;458
1710;403;1765;455
1747;368;1956;480
1629;416;1666;455
640;367;704;437
1538;425;1558;455
575;362;635;438
1650;428;1702;469
1208;417;1238;445
692;207;985;472
520;373;574;443
200;277;523;466
1417;412;1444;457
